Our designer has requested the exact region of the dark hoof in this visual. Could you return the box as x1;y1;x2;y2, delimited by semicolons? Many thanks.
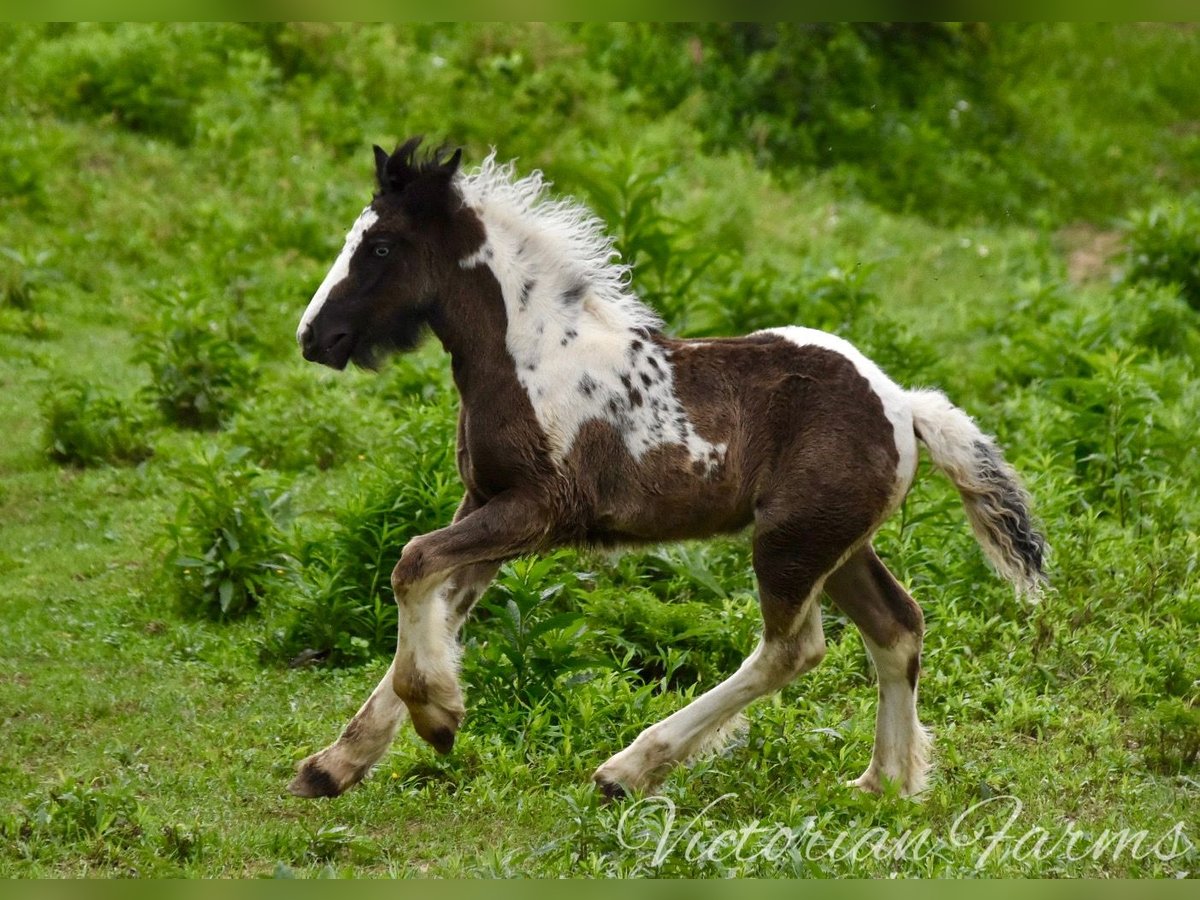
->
410;706;461;755
426;726;456;755
594;777;628;802
287;761;343;799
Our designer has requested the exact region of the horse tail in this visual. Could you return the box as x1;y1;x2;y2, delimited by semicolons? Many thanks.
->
907;389;1048;598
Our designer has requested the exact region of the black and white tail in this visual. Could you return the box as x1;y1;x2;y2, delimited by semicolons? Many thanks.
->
908;389;1048;597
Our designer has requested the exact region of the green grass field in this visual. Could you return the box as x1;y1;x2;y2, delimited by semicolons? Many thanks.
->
0;23;1197;877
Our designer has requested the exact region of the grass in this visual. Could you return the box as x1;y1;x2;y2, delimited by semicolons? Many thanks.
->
0;24;1197;878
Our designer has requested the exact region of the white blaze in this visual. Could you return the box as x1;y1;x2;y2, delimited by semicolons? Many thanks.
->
296;206;379;343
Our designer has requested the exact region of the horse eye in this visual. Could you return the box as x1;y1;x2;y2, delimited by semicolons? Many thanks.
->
374;245;390;258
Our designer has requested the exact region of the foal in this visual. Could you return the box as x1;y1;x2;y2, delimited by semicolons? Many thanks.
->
288;139;1046;801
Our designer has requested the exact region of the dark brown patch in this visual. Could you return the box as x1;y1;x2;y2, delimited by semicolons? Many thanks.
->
393;669;429;704
867;553;925;637
825;546;924;649
292;763;341;799
427;727;456;755
907;653;921;690
595;777;627;802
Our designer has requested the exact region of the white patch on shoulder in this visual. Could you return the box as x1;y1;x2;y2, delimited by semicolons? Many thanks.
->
455;157;726;473
296;206;378;343
759;326;918;500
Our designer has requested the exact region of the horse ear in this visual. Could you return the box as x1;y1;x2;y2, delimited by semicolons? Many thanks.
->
441;147;463;175
376;136;424;194
372;144;390;187
392;135;424;164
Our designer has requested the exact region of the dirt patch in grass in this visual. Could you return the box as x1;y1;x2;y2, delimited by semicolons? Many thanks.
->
1057;223;1125;285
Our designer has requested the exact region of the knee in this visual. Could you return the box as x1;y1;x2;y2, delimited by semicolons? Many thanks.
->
866;632;921;684
392;666;428;704
760;637;825;690
391;539;430;596
903;597;925;640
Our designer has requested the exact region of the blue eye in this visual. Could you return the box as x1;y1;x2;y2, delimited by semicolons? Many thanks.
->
374;245;390;257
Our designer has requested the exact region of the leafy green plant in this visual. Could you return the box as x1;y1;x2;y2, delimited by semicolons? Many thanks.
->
12;776;146;854
163;446;294;620
160;822;206;864
1135;698;1200;774
301;823;375;864
1125;195;1200;310
41;380;153;468
227;376;360;472
464;553;610;716
578;587;759;690
0;246;59;311
25;23;259;144
278;405;462;663
273;558;393;667
0;124;48;208
1045;348;1178;527
134;290;257;430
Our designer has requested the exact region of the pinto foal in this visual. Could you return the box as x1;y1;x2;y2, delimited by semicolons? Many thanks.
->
288;139;1046;800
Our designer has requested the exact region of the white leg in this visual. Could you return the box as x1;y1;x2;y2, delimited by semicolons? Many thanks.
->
848;633;931;796
289;563;496;797
392;561;500;753
288;662;409;797
593;600;826;796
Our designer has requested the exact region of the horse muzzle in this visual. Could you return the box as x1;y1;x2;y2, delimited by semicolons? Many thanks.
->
299;324;355;370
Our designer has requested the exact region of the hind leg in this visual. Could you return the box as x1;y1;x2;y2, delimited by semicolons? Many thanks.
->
592;600;826;796
592;508;866;797
825;545;931;796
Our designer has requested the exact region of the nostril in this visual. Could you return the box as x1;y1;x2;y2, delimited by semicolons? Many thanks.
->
300;326;315;350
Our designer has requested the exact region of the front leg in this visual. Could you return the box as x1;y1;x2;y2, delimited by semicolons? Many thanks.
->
389;491;549;752
288;491;547;798
288;561;496;798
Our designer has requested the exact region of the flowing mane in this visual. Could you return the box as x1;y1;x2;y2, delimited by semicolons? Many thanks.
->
454;152;663;335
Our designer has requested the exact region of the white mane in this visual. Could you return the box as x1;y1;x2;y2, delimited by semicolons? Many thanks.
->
454;153;724;472
455;153;662;333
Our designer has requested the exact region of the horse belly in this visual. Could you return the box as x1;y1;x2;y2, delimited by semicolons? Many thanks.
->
585;451;754;544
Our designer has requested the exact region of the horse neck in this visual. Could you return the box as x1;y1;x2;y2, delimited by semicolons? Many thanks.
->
427;263;514;402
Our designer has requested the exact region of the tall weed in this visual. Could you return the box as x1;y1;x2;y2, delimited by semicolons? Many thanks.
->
163;446;294;620
134;289;258;430
41;380;153;468
1125;195;1200;311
